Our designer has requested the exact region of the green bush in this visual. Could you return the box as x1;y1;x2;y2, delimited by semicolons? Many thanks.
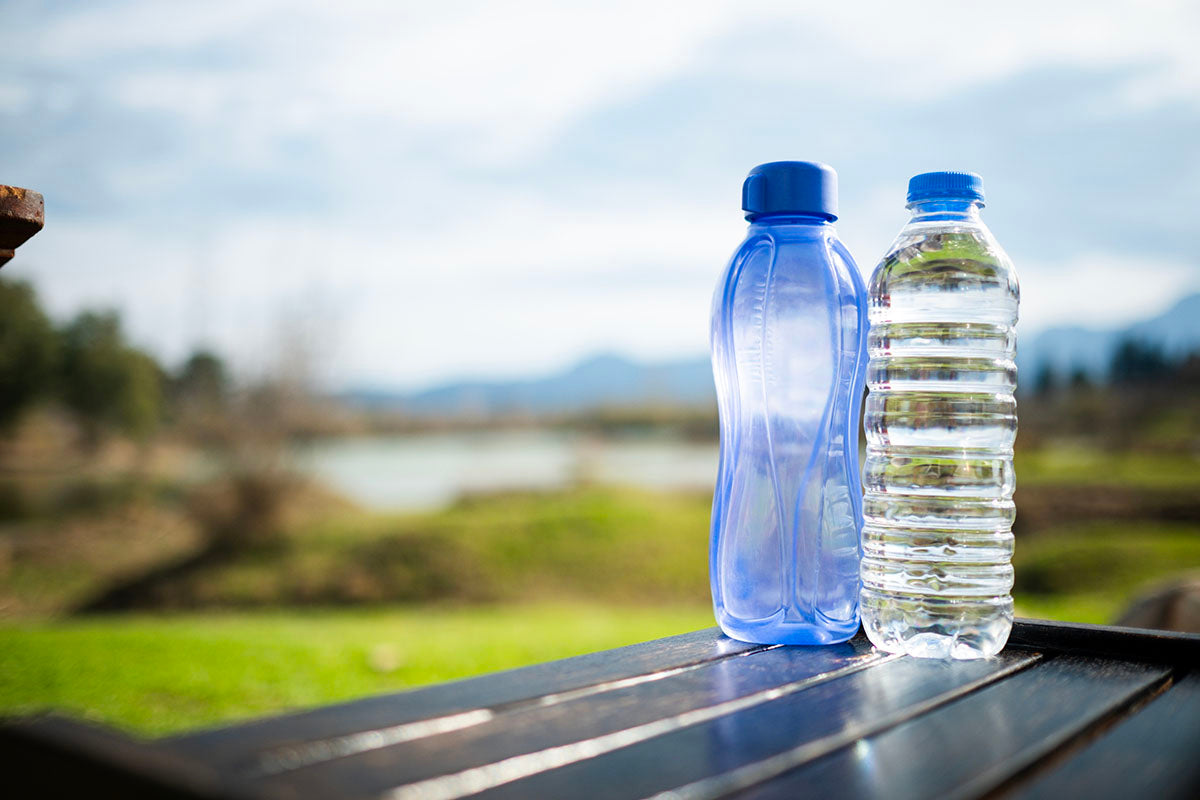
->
59;312;164;443
0;279;58;430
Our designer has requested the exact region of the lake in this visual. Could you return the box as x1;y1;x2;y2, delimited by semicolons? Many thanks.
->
289;430;718;510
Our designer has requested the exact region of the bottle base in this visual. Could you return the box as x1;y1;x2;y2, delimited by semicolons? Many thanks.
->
716;610;859;646
860;589;1013;660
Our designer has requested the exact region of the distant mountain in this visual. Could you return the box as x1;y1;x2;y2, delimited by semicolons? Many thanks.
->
339;353;716;417
1018;292;1200;380
342;292;1200;416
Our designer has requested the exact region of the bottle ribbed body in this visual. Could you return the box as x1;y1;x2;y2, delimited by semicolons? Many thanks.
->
710;217;868;645
861;205;1019;659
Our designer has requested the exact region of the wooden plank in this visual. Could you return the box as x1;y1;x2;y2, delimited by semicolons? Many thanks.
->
1007;671;1200;800
166;627;767;774
319;649;1040;800
734;654;1170;800
1009;618;1200;664
250;638;886;797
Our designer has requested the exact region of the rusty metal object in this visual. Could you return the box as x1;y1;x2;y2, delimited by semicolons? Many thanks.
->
0;185;45;268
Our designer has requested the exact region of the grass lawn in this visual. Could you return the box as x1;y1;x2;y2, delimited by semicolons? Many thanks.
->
1012;521;1200;624
0;603;715;736
1016;446;1200;489
3;472;1196;738
1;486;715;614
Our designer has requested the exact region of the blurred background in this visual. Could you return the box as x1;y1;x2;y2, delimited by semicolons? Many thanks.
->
2;0;1198;735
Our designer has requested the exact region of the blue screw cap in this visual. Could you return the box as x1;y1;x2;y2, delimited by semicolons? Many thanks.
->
742;161;838;221
907;170;985;205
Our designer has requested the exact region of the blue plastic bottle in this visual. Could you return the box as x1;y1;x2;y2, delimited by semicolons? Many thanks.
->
710;161;869;645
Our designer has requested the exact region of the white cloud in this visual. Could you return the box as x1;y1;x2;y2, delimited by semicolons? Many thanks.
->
32;0;737;163
704;1;1200;107
5;0;1198;389
33;1;1200;163
9;196;739;387
1018;252;1200;334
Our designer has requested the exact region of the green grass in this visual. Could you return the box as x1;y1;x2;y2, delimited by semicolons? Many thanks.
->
4;467;1198;737
5;520;1198;736
1016;446;1200;488
44;487;715;609
1013;521;1200;624
1013;594;1123;625
0;603;714;736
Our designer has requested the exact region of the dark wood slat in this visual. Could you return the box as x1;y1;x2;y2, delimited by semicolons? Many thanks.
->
0;716;281;800
1009;618;1200;664
165;627;765;772
369;649;1040;800
734;654;1170;800
253;639;883;797
1007;671;1200;800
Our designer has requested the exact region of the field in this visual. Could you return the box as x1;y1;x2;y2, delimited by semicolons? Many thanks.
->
0;604;715;735
2;444;1198;736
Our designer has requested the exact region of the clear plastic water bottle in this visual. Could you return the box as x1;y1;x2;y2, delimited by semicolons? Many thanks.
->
710;161;869;645
861;171;1019;659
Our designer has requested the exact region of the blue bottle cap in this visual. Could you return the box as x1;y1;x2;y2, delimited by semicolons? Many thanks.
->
742;161;838;221
906;170;985;205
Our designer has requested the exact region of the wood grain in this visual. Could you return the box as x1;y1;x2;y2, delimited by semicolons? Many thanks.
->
253;638;883;798
422;651;1040;800
1007;670;1200;800
735;655;1169;800
167;627;766;774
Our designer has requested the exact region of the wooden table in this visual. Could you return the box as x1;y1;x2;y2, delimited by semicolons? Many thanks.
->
3;619;1198;799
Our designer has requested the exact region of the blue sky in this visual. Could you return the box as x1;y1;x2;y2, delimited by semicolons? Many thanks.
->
2;0;1199;389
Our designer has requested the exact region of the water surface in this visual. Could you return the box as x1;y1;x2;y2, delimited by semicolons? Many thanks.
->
290;430;717;510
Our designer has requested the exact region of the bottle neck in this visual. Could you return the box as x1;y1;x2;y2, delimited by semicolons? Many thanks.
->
906;197;983;222
748;212;834;228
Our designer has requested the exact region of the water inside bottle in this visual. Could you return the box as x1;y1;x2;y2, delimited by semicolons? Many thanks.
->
862;224;1019;659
